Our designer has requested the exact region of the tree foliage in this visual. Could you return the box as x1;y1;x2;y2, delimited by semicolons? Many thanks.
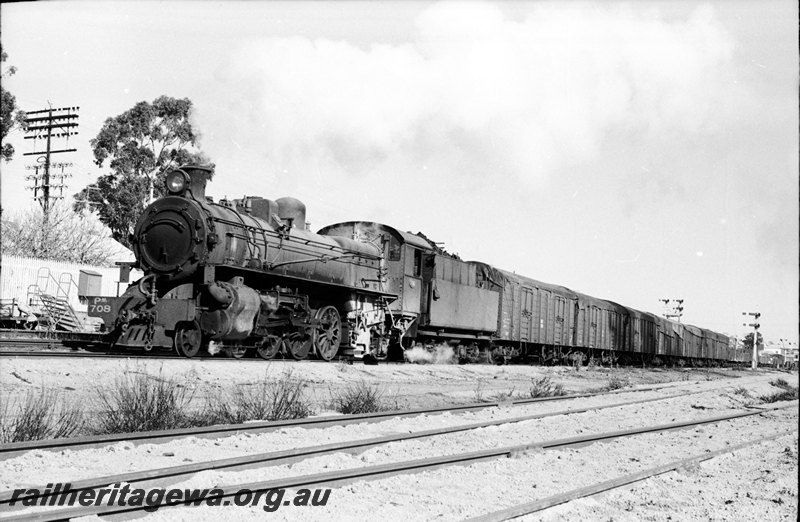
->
1;46;27;162
1;202;127;266
73;96;212;248
742;332;764;353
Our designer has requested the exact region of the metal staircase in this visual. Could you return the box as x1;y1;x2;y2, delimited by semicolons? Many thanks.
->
36;293;84;331
25;267;84;332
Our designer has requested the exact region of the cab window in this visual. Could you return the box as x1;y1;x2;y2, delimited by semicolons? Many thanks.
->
388;236;401;261
413;249;422;277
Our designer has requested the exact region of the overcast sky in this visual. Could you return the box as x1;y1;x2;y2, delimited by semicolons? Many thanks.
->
1;1;797;344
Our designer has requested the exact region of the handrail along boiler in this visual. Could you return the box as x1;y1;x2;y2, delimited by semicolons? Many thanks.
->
104;166;399;360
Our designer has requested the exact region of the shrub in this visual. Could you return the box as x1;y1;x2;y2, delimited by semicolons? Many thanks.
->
770;378;790;389
0;390;84;443
529;376;566;398
473;381;487;403
490;388;517;402
758;384;798;404
604;375;629;391
95;371;195;434
201;371;313;424
732;386;750;397
330;381;386;414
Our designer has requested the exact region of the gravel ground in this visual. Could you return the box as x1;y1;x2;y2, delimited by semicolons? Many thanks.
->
0;359;796;521
0;355;764;412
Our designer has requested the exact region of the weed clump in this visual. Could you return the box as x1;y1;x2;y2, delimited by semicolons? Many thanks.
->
759;381;799;404
330;381;386;414
732;386;751;397
201;371;313;424
770;378;790;388
604;375;629;391
529;376;566;398
473;381;487;403
0;390;84;443
95;371;195;434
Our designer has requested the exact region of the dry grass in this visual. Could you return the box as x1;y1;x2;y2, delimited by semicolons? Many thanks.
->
603;375;630;391
94;371;196;434
489;388;517;402
528;376;566;398
759;380;799;403
473;380;488;403
329;381;387;414
200;371;313;424
0;389;84;443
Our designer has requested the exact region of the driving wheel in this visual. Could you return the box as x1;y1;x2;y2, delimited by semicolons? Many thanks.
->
286;331;312;360
313;306;341;361
174;321;202;358
257;335;283;360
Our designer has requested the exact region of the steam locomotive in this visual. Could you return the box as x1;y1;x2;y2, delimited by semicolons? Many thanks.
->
91;165;747;365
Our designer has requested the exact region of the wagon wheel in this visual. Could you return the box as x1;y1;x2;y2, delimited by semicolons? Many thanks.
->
489;346;507;365
174;321;202;358
286;331;312;360
465;344;481;364
224;345;248;359
257;335;283;360
313;306;341;361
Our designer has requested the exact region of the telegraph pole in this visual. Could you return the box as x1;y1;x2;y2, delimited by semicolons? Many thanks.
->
23;105;79;221
742;312;761;370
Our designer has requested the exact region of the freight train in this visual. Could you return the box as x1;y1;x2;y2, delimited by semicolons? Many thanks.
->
89;165;748;366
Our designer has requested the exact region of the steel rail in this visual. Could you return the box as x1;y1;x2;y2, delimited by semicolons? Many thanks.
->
0;350;256;360
5;402;795;521
0;382;692;457
0;329;106;343
466;427;798;521
0;388;713;506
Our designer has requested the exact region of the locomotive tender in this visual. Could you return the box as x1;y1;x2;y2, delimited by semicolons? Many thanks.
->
93;165;747;365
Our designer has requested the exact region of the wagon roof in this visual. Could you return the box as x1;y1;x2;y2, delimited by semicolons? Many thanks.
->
494;268;581;299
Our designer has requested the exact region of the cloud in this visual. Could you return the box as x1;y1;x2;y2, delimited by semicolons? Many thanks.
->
195;1;739;189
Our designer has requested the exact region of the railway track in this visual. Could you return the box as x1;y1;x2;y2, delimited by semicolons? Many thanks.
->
0;349;276;361
3;401;795;521
0;381;686;458
0;328;106;344
0;388;714;502
1;369;795;520
0;329;754;369
465;427;796;522
0;343;369;363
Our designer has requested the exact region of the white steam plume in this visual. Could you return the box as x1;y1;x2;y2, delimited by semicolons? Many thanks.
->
196;1;737;187
404;344;456;365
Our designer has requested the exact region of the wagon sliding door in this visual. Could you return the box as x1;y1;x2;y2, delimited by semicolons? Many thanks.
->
519;287;534;343
537;290;551;344
588;306;600;348
554;296;567;345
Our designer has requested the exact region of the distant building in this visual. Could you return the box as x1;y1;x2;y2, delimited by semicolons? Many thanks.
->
761;341;798;366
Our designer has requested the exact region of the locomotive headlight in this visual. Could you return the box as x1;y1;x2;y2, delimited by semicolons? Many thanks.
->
165;170;188;194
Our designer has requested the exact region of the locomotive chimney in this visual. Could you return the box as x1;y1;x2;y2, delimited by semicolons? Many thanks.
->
183;165;214;200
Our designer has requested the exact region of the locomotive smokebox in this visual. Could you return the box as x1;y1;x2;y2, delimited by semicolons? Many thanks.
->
276;197;307;230
182;165;214;200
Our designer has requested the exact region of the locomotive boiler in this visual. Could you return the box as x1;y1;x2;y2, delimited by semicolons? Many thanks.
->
101;166;398;359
